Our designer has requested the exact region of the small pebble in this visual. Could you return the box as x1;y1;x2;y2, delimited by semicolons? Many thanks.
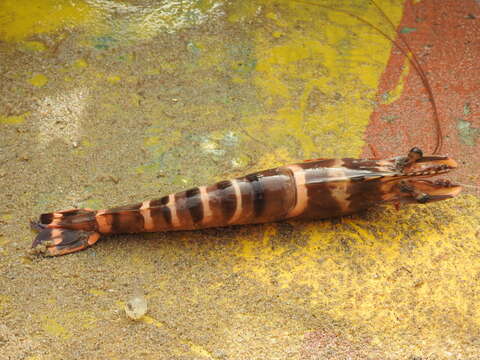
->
125;293;148;320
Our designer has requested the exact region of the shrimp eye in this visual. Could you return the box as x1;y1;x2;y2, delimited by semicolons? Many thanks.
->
408;147;423;162
415;193;430;204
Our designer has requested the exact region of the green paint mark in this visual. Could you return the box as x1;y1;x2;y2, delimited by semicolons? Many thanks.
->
187;42;201;57
381;115;399;123
228;43;256;75
400;27;417;34
457;119;480;146
380;92;391;102
94;44;109;50
93;36;116;50
463;103;471;116
82;198;104;210
233;58;257;74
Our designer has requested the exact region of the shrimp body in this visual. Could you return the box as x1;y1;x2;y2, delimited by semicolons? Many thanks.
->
31;148;461;256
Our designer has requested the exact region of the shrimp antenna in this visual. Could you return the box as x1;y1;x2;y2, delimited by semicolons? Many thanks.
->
369;0;442;154
292;0;442;154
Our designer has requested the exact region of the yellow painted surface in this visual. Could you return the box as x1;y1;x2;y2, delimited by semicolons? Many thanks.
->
381;57;410;105
0;114;26;124
89;289;107;297
0;295;10;312
74;59;88;68
0;0;478;359
40;317;71;339
0;0;93;42
241;0;403;159
28;74;48;87
235;196;480;332
142;313;215;360
107;75;121;84
141;315;165;327
22;41;47;52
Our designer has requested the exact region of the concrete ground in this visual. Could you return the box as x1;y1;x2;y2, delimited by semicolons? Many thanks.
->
0;0;479;359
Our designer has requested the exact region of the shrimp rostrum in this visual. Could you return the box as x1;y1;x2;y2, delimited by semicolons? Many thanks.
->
30;148;461;256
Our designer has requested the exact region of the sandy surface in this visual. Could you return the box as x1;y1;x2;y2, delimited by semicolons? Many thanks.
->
0;1;479;359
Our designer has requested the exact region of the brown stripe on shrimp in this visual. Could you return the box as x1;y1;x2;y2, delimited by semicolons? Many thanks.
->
173;190;194;228
99;202;145;234
111;209;145;234
148;197;172;230
347;179;385;212
39;212;55;225
185;187;204;225
230;168;296;224
38;208;97;230
226;180;242;224
204;179;242;226
300;164;348;218
233;173;267;224
39;211;67;227
204;180;235;225
245;173;266;218
253;167;296;222
167;186;215;229
302;181;344;219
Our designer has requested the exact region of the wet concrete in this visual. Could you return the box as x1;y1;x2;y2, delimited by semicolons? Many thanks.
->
0;0;479;359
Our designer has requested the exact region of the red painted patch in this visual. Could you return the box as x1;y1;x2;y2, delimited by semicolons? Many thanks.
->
363;0;480;192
